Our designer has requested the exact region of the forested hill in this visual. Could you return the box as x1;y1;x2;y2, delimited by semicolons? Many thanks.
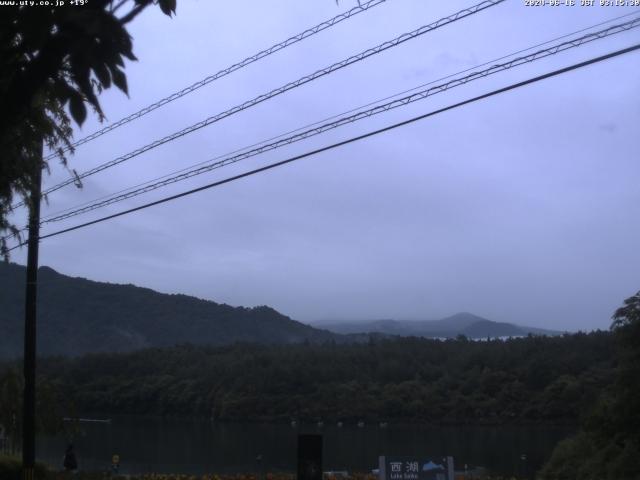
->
0;262;337;358
26;332;615;424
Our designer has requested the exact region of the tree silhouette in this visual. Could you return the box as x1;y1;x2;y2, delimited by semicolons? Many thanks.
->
611;290;640;330
540;290;640;479
0;0;177;258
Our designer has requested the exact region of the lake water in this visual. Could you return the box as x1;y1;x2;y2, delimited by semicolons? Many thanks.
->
37;417;573;477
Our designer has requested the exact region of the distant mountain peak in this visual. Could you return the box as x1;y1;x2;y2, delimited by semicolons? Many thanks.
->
319;311;561;338
38;265;60;275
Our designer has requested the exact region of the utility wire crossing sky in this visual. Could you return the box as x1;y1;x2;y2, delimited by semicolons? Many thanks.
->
33;17;640;227
28;0;505;202
7;0;640;331
9;41;639;250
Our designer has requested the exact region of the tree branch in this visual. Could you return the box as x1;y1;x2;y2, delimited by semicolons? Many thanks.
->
118;3;148;25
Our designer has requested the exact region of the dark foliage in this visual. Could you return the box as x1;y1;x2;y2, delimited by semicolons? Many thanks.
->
0;0;177;258
539;290;640;480
9;331;615;425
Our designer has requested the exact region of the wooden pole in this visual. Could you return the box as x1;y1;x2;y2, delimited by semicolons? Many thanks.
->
22;142;42;480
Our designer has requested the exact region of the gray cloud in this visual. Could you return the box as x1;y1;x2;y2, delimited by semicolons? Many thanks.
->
9;0;640;332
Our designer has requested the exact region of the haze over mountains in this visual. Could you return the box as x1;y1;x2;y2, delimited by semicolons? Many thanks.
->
313;313;560;338
1;263;560;358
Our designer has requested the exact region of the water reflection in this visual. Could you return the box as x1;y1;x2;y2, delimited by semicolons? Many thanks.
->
37;416;573;477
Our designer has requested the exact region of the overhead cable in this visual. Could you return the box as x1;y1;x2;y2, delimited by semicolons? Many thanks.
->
33;0;505;201
38;17;640;225
38;10;640;223
8;42;639;252
43;0;392;161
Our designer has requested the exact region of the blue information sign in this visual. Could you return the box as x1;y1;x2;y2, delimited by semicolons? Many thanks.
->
378;456;454;480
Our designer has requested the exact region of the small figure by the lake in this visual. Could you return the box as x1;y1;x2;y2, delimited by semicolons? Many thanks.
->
63;444;78;472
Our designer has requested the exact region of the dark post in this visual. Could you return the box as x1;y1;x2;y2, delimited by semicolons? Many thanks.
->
22;143;42;480
297;434;322;480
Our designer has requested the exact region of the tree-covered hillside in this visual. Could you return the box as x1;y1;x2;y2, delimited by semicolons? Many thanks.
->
0;263;336;358
18;332;615;424
539;291;640;480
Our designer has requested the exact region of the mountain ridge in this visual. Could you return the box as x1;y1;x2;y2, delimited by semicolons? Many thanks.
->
0;262;337;358
1;263;560;359
311;312;561;338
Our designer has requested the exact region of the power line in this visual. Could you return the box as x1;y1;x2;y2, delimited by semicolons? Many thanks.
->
36;17;640;225
4;12;638;242
31;0;505;201
37;10;640;224
42;0;391;162
8;43;639;253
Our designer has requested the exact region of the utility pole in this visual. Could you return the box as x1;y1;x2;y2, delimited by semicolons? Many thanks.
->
22;142;42;480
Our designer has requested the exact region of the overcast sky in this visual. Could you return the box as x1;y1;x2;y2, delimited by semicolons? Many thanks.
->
8;0;640;330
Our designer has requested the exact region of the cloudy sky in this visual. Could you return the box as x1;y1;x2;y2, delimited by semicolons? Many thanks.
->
9;0;640;331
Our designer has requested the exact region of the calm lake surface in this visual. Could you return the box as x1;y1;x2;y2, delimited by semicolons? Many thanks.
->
37;416;573;477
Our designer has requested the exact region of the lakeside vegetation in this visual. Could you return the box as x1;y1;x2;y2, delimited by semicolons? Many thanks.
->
538;291;640;480
2;332;614;425
3;291;638;479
